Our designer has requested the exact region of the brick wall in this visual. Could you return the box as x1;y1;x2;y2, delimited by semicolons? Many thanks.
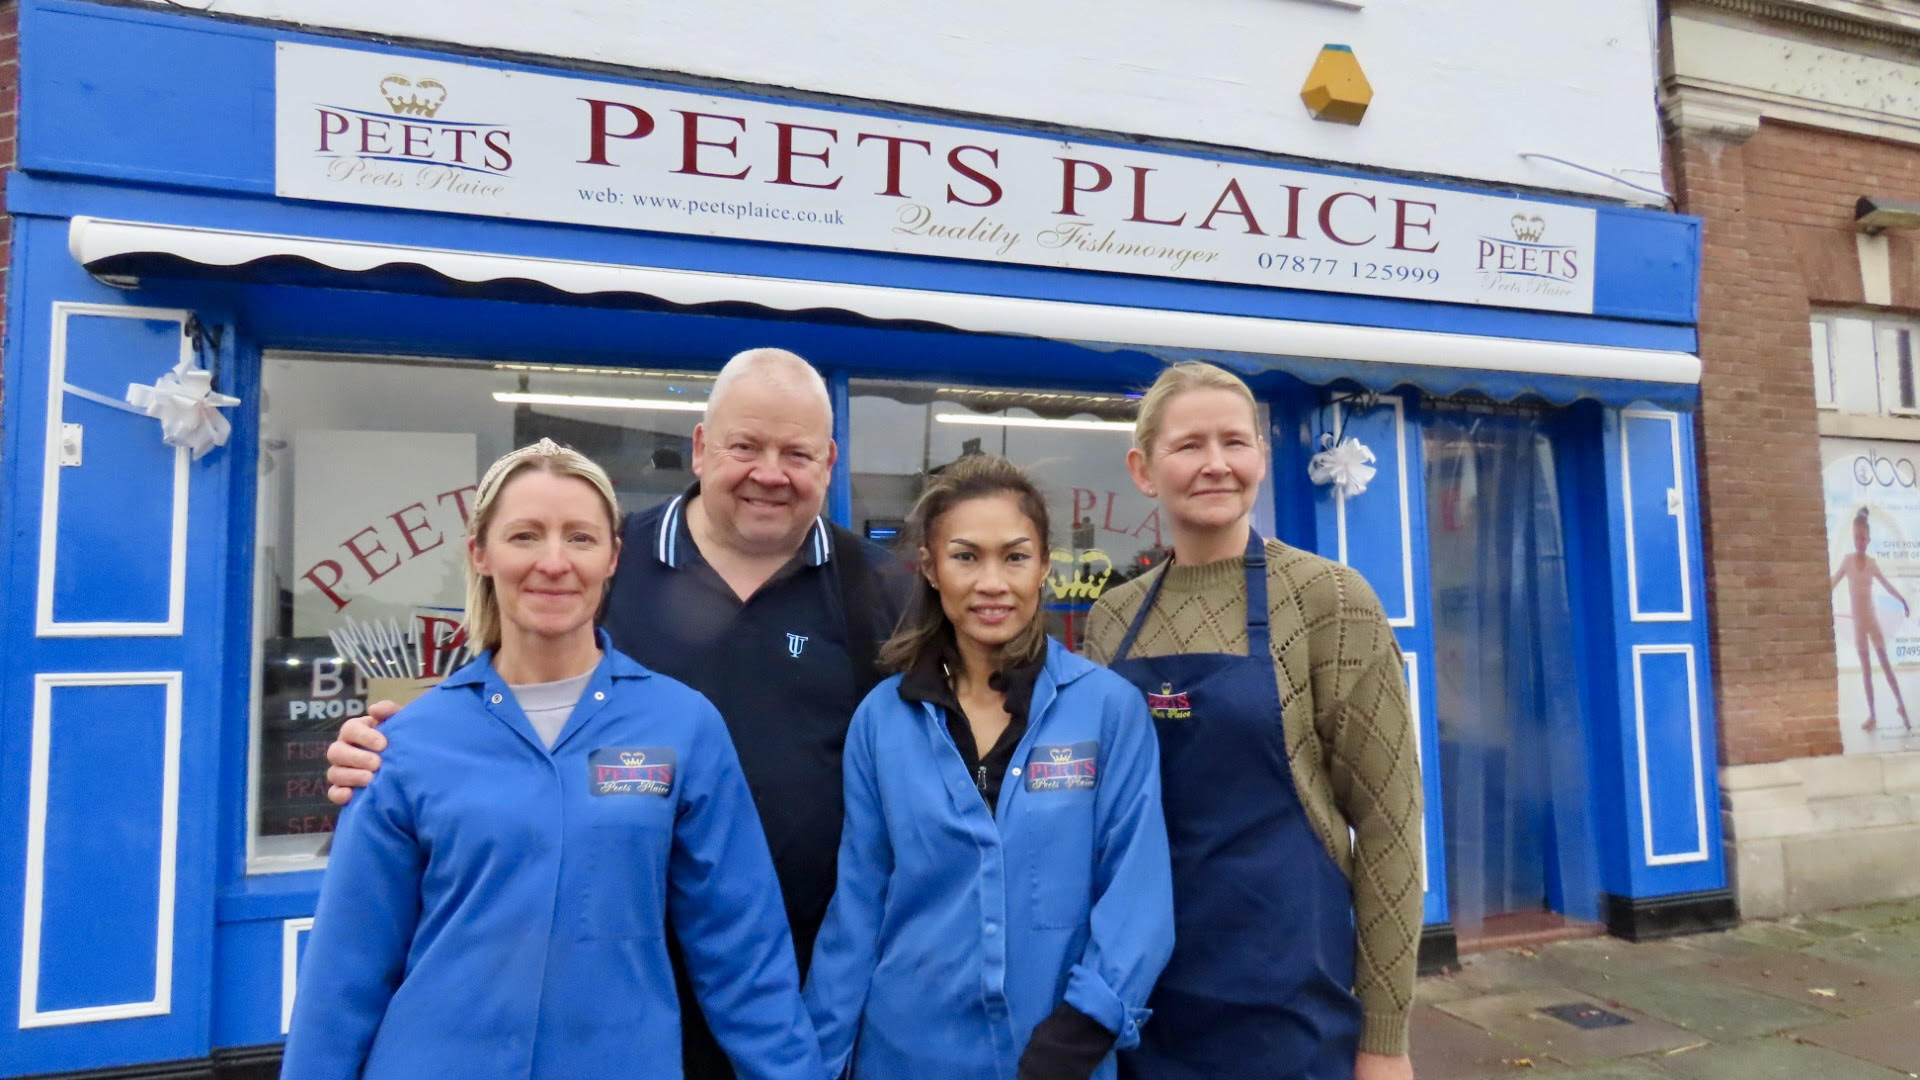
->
1668;120;1920;766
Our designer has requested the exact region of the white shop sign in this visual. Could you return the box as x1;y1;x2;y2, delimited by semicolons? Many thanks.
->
276;41;1597;314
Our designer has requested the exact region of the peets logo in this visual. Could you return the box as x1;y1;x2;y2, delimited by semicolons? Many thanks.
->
312;73;514;196
1476;213;1580;294
1853;448;1920;488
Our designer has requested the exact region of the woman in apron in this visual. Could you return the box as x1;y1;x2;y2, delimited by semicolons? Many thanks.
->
1081;363;1424;1080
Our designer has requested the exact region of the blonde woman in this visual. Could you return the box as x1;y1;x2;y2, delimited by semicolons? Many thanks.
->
282;439;820;1080
1084;364;1424;1080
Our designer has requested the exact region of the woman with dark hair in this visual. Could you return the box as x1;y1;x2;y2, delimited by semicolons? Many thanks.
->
805;453;1174;1080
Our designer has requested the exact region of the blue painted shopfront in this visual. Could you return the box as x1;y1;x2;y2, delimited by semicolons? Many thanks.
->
1;1;1722;1075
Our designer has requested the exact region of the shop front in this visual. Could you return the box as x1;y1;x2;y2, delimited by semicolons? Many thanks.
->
2;4;1723;1076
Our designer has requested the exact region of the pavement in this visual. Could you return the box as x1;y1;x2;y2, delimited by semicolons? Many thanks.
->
1411;898;1920;1080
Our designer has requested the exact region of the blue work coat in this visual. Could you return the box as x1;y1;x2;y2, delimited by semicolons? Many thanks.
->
806;638;1175;1080
281;637;821;1080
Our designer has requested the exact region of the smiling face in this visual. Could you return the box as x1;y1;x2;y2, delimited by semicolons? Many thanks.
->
691;374;837;558
469;469;620;652
1127;386;1267;536
921;493;1046;656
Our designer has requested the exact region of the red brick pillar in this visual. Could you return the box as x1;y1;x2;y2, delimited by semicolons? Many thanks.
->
1667;122;1843;766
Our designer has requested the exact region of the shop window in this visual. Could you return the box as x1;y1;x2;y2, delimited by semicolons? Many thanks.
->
1812;313;1920;419
248;354;712;869
1879;325;1920;416
1827;316;1882;415
848;379;1274;653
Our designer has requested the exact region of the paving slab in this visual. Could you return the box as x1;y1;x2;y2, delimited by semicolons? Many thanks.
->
1435;989;1702;1066
1681;921;1818;954
1450;949;1591;995
1410;1005;1542;1080
1817;896;1920;932
1806;929;1920;984
1794;1006;1920;1074
1531;1063;1678;1080
1545;938;1711;977
1416;974;1487;1006
1793;916;1878;939
1549;968;1835;1041
1691;945;1920;1017
1656;1037;1911;1080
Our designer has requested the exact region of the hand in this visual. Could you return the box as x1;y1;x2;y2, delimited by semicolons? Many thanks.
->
1356;1052;1413;1080
324;700;401;805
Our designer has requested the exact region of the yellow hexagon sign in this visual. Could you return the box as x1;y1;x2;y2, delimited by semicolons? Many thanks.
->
1301;44;1373;125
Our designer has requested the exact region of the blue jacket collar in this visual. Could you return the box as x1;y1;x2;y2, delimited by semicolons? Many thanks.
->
440;628;648;687
1025;637;1099;723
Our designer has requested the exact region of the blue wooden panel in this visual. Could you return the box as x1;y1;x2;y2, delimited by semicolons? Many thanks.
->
212;919;282;1048
1593;207;1701;326
287;921;312;1034
1635;648;1706;864
35;681;169;1012
50;312;184;626
1624;412;1687;619
1336;399;1412;625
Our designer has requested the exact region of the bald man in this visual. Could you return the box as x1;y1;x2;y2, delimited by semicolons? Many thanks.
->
327;348;911;1080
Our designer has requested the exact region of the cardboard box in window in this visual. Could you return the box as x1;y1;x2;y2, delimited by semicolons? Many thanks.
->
368;676;444;707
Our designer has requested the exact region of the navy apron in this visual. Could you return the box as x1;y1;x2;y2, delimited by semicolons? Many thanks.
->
1110;533;1362;1080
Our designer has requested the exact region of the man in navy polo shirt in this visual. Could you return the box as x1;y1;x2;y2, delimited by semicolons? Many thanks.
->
325;347;909;1080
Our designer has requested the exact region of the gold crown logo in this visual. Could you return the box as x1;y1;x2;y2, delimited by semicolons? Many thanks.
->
379;75;448;118
619;751;646;767
1049;747;1073;763
1510;214;1546;243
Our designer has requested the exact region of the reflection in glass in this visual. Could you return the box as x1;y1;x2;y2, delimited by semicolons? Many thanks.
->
850;379;1273;652
250;355;712;867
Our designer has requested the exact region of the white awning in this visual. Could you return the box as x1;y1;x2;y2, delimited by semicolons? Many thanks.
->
69;215;1700;386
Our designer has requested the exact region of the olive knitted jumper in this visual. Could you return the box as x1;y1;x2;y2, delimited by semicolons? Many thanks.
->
1082;538;1423;1057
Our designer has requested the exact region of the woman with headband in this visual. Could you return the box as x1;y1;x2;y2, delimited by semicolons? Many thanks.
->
282;439;820;1080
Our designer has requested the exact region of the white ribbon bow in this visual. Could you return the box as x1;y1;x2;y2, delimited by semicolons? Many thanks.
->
125;357;241;460
1308;435;1378;498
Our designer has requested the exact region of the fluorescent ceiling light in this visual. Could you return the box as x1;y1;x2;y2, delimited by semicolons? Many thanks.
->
493;391;706;412
934;413;1134;433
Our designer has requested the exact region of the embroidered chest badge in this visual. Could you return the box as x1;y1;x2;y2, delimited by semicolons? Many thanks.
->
1147;682;1193;721
1026;740;1099;792
786;633;809;658
589;747;676;797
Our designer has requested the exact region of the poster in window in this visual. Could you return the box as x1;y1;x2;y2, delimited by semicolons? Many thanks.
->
1821;437;1920;754
291;430;477;635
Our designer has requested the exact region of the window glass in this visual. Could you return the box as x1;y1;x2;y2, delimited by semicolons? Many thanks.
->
849;379;1274;653
1810;319;1835;409
1880;326;1920;415
250;354;711;869
1830;317;1882;415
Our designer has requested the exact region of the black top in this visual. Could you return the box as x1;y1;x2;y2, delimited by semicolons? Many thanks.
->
896;635;1043;816
600;487;911;1080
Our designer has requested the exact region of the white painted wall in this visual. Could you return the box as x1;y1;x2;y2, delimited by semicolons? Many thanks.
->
141;0;1668;203
1666;8;1920;144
